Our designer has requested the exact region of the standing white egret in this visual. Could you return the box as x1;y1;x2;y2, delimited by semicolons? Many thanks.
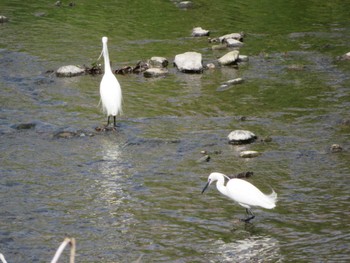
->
98;36;122;129
202;172;277;222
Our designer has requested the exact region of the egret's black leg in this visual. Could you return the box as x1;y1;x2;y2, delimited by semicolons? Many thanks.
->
106;116;111;127
242;208;255;223
113;116;117;128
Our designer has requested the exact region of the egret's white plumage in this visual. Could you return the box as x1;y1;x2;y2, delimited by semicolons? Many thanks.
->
99;36;122;127
202;172;277;222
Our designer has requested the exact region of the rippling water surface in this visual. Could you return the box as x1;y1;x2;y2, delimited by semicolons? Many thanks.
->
1;1;350;262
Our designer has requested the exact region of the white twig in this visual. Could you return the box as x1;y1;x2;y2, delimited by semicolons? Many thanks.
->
50;237;76;263
0;253;8;263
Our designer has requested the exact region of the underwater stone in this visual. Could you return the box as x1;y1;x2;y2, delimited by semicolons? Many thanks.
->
143;68;169;78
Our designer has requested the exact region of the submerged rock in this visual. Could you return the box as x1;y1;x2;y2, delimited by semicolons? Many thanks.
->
330;144;343;153
240;150;260;158
56;65;85;77
177;1;193;9
228;130;257;145
228;171;254;179
217;78;244;91
12;123;36;130
143;68;169;78
54;131;77;139
192;27;210;37
196;155;211;163
211;44;228;50
340;119;350;126
174;52;203;73
54;130;93;138
218;50;240;66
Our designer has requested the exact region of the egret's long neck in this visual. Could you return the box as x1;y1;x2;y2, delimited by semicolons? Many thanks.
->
103;43;112;74
215;177;229;197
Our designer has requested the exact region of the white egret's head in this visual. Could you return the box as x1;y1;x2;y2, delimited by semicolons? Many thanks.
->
102;36;108;44
202;173;227;194
98;37;109;61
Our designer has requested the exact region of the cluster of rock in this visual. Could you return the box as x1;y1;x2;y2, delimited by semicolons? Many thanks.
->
55;27;247;82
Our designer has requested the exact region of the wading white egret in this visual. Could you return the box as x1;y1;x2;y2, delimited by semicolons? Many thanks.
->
98;36;122;128
202;172;277;222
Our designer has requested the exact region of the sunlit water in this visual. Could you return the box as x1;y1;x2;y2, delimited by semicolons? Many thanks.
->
1;1;350;262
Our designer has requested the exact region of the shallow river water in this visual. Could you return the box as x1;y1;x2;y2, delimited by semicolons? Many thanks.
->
1;1;350;262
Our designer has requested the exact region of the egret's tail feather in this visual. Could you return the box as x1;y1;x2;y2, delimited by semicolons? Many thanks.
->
265;189;278;208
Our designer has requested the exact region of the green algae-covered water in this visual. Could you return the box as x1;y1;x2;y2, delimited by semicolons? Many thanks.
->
1;1;350;262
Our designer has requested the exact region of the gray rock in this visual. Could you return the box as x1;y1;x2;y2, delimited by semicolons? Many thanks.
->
192;27;210;37
148;56;168;68
56;65;85;77
174;52;203;73
218;50;239;65
143;68;169;78
228;130;257;145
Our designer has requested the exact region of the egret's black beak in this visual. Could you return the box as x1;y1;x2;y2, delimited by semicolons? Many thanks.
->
201;180;211;194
